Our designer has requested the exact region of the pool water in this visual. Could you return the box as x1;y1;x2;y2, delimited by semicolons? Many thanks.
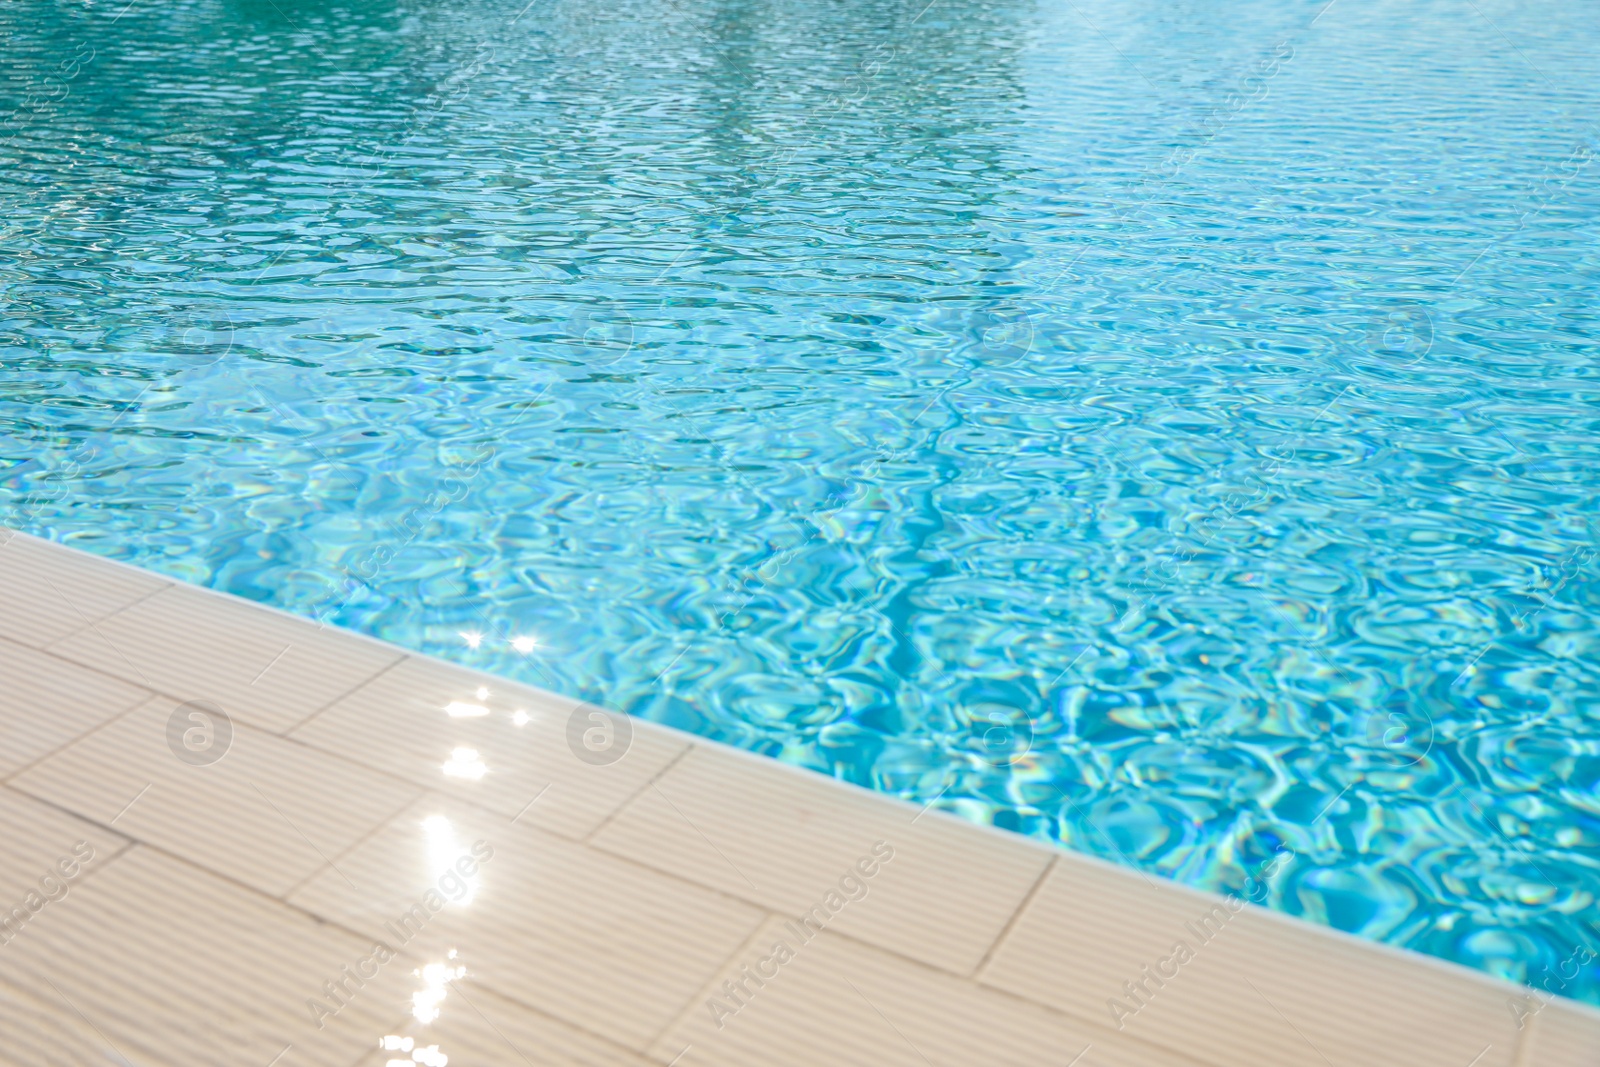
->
5;0;1600;1004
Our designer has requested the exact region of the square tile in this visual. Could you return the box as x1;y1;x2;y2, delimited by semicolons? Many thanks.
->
654;916;1205;1067
980;854;1521;1067
12;697;422;897
0;637;149;778
591;744;1052;975
290;793;765;1051
0;845;415;1067
349;980;658;1067
0;531;167;649
291;656;688;838
48;583;402;732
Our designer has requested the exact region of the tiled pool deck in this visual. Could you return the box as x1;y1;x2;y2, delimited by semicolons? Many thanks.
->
1;528;1595;1066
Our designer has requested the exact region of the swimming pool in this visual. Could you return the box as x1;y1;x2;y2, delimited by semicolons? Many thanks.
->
4;0;1599;1005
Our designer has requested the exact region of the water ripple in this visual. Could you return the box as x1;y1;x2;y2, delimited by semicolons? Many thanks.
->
4;0;1600;1005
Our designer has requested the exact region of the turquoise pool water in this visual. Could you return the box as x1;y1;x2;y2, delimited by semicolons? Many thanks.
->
5;0;1600;1004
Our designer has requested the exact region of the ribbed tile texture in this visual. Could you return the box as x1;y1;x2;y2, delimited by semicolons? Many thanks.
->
0;530;167;649
6;535;1600;1067
0;787;129;912
0;846;416;1067
13;696;422;896
980;856;1522;1067
592;743;1052;975
349;980;659;1067
0;637;149;777
290;794;765;1052
291;656;688;837
1528;1000;1600;1066
48;583;401;732
0;789;133;1067
653;916;1204;1067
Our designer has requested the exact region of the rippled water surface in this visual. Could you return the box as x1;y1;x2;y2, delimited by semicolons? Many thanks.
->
5;0;1600;1003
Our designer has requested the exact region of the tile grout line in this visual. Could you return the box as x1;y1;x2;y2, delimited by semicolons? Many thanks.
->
586;823;1087;995
582;741;697;845
0;691;160;787
15;526;1600;1060
6;698;451;910
398;784;786;921
29;830;651;1067
2;811;433;973
274;783;430;903
223;714;449;799
251;711;1060;988
34;577;174;652
14;537;1156;907
23;553;408;744
640;903;783;1058
11;666;451;806
32;575;170;694
1511;996;1537;1067
0;783;142;879
12;530;411;667
279;652;411;738
0;631;160;713
19;637;1586;1055
638;904;1211;1067
448;974;667;1067
968;854;1058;983
7;680;440;826
574;767;1070;985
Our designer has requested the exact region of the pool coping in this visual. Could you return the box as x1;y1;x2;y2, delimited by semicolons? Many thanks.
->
1;526;1596;1067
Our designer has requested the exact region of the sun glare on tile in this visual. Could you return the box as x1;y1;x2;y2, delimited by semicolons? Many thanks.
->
412;960;467;1025
443;701;489;718
441;747;486;780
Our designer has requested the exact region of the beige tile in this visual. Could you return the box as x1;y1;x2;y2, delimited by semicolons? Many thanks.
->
980;854;1521;1067
0;845;415;1067
12;697;422;897
291;656;689;838
1526;997;1600;1066
0;637;149;778
0;787;129;952
48;582;401;733
0;974;132;1065
654;915;1205;1067
591;744;1051;976
348;980;658;1067
290;793;765;1052
0;531;167;649
1;533;1575;1067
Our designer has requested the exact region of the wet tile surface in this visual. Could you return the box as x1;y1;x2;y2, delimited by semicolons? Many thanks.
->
346;978;660;1067
291;656;688;839
3;534;1596;1067
291;794;765;1052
